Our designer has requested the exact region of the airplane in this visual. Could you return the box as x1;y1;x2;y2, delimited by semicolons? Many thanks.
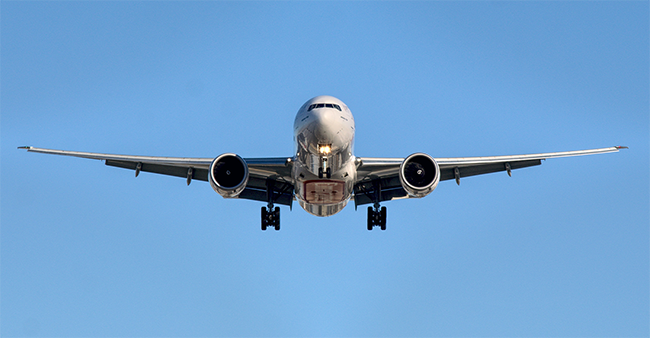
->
20;95;626;231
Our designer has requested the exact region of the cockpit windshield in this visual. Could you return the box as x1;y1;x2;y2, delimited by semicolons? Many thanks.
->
308;103;341;111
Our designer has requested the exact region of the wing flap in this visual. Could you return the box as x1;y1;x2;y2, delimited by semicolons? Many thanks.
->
105;160;209;182
439;159;542;181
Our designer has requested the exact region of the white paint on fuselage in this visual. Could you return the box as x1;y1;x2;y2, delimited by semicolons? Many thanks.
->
292;96;357;216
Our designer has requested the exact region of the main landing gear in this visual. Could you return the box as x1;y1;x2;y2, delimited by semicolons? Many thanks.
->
364;179;386;231
367;204;387;231
261;206;280;231
262;179;280;231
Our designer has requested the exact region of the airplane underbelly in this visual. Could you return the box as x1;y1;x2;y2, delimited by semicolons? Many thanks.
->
298;199;348;217
295;179;351;217
296;179;351;217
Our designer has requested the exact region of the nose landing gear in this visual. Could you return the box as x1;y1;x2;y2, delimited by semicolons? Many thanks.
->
318;156;332;179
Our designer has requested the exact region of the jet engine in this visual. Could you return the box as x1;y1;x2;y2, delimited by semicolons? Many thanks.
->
399;153;440;198
209;153;249;198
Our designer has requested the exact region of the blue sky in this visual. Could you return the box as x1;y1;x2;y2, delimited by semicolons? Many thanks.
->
2;1;648;337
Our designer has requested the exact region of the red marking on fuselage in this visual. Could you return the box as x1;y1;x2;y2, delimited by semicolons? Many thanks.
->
303;180;345;204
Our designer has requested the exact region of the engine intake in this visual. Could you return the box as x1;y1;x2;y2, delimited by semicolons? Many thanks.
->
399;153;440;198
209;153;249;198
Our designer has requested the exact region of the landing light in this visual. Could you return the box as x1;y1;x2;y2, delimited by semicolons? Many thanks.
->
319;145;331;154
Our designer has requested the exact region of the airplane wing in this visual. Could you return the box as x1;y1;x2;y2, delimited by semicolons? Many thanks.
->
353;146;626;207
18;146;295;206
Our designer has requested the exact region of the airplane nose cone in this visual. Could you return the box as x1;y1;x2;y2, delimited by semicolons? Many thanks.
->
311;110;339;141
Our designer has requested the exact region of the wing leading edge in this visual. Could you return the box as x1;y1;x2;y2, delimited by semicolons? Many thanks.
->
19;146;294;205
353;146;626;207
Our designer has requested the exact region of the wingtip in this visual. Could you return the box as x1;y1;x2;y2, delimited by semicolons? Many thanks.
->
615;146;629;150
18;146;32;150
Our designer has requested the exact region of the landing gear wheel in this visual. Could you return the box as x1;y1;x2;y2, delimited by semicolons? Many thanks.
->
261;207;268;231
274;207;280;231
261;206;280;231
366;206;387;231
326;167;331;178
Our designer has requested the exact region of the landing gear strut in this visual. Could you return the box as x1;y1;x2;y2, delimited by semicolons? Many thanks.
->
367;204;386;231
318;167;331;179
365;179;387;231
261;179;280;231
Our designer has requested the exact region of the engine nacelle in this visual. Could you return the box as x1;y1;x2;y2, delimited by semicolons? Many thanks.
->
399;153;440;198
209;153;249;198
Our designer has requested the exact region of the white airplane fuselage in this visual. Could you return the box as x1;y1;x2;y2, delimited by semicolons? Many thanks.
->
292;96;356;216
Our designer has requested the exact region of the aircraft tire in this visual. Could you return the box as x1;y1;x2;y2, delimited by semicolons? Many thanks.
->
261;207;267;231
367;207;373;230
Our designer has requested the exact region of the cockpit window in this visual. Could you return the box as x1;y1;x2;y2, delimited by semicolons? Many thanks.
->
308;103;341;111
